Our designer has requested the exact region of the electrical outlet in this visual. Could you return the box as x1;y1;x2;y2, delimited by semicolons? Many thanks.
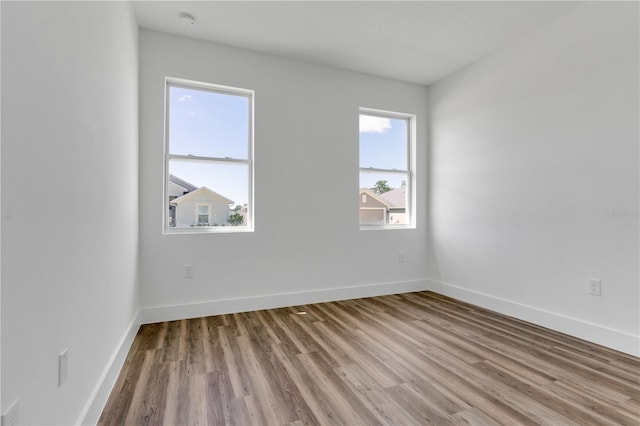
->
59;349;69;386
589;279;602;296
398;252;405;263
1;399;19;426
184;264;193;278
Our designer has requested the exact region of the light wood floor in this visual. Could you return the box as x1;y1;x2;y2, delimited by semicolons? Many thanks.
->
99;291;639;425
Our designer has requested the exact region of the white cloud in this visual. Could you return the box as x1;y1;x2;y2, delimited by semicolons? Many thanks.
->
179;95;192;102
360;115;391;134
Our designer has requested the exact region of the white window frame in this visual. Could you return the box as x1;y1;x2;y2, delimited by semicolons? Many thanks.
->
163;77;255;234
359;107;416;230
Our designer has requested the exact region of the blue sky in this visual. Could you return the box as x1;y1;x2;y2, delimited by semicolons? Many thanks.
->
168;86;408;207
359;114;409;191
359;114;407;170
169;86;249;159
169;86;250;206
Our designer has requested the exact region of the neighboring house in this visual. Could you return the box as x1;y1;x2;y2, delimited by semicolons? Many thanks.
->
359;184;407;225
168;174;198;198
379;186;407;224
168;174;235;227
171;187;234;227
168;174;198;227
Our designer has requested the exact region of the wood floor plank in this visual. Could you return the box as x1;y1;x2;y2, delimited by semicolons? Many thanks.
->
312;320;404;388
297;350;380;425
451;406;502;426
542;380;638;425
217;325;252;399
161;360;188;426
186;373;209;425
270;342;338;425
264;309;315;354
100;291;640;426
333;364;392;424
122;349;161;425
203;371;227;426
98;350;146;426
145;358;171;425
235;334;295;425
357;387;422;425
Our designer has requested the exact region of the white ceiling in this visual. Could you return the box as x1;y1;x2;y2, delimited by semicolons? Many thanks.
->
133;1;579;86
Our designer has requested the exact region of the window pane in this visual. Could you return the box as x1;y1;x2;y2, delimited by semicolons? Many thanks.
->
168;85;249;159
168;159;249;228
359;114;407;170
359;171;409;226
198;214;209;226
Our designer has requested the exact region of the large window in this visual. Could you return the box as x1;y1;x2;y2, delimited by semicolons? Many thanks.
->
359;108;415;229
165;78;254;233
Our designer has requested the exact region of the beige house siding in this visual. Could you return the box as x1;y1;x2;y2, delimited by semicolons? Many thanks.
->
172;188;233;227
360;208;386;225
360;193;387;209
359;190;390;225
359;188;408;225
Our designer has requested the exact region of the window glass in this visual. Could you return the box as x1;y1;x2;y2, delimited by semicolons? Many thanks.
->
359;109;414;229
165;79;253;232
168;86;249;159
359;114;407;170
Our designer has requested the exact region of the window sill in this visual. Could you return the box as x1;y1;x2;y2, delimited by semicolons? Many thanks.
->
360;224;415;231
163;226;254;235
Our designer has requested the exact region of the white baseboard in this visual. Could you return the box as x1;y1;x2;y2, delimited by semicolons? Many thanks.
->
427;279;639;358
141;279;429;324
77;310;142;426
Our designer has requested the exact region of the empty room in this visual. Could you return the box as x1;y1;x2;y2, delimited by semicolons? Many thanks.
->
1;1;638;425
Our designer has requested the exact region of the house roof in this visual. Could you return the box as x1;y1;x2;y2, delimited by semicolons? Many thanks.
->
170;187;234;205
378;188;406;209
169;174;198;193
360;187;406;209
360;188;391;208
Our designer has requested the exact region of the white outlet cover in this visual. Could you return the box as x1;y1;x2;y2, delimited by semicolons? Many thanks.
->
184;264;194;278
589;279;602;296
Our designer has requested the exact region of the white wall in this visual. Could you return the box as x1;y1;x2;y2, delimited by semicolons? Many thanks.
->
0;1;3;416
428;2;639;356
1;2;139;424
139;31;429;320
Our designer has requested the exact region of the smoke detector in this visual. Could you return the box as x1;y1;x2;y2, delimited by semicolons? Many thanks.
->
178;12;196;27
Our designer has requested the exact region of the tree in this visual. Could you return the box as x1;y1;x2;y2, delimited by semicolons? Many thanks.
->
372;180;392;194
227;212;244;226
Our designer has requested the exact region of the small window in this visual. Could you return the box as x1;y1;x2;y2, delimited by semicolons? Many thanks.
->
164;78;254;233
196;204;210;226
359;108;414;229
